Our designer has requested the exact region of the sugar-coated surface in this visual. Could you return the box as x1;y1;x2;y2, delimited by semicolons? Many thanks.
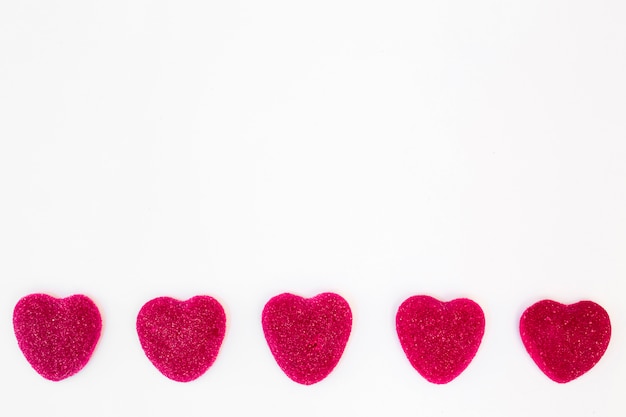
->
136;296;226;382
396;295;485;384
519;300;611;383
13;294;102;381
262;293;352;385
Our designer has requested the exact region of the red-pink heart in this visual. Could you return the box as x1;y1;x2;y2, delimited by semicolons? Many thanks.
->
136;296;226;382
13;293;102;381
519;299;611;383
262;292;352;385
396;295;485;384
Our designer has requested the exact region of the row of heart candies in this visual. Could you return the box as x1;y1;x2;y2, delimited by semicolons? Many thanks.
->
12;292;611;385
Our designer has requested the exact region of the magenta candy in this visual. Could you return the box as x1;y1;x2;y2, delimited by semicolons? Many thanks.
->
136;296;226;382
262;292;352;385
13;293;102;381
519;299;611;383
396;295;485;384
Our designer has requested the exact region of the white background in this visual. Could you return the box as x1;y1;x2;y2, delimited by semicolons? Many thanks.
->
1;1;625;416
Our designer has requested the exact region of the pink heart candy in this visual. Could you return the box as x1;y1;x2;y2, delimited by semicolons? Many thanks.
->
262;292;352;385
519;299;611;383
396;295;485;384
13;293;102;381
136;296;226;382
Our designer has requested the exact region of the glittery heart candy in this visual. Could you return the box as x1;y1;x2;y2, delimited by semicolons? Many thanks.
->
13;293;102;381
396;295;485;384
519;299;611;383
136;296;226;382
262;292;352;385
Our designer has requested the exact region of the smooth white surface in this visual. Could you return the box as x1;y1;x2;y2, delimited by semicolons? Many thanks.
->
0;1;625;416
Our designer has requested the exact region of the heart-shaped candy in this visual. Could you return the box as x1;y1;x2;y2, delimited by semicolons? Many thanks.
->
519;299;611;383
136;296;226;382
262;292;352;385
13;293;102;381
396;295;485;384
